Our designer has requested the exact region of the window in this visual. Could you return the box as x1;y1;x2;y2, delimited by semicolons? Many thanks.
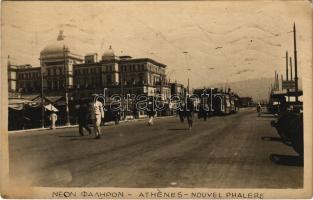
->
95;77;101;86
107;74;112;84
47;80;51;89
139;76;143;84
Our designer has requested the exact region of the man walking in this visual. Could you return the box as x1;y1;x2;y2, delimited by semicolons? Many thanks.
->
77;99;91;136
256;103;262;117
185;98;194;130
49;111;58;130
90;95;104;139
147;101;156;126
178;101;185;123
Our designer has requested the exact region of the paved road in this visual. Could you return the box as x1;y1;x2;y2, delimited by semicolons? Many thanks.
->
9;108;302;188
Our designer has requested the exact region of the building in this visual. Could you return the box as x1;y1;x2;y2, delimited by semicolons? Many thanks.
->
8;63;41;97
8;31;171;102
239;97;253;107
170;82;186;98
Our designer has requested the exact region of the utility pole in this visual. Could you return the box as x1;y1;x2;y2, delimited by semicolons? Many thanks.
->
290;57;293;81
40;58;45;128
183;51;190;96
63;45;70;126
281;74;283;91
286;51;289;101
277;73;279;91
293;23;299;103
285;51;289;81
275;71;279;91
274;71;277;90
187;78;190;94
120;66;124;120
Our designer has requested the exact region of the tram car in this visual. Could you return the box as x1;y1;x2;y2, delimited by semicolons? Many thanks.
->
193;88;240;116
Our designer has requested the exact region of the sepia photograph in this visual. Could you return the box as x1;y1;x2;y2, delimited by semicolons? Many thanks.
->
1;0;312;198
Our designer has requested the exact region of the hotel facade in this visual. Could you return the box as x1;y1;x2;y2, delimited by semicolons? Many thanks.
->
8;31;172;102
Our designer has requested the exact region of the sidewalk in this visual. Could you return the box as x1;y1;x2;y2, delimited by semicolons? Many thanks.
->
8;115;174;134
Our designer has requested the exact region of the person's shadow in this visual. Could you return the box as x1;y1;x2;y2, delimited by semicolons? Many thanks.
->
261;136;282;142
70;137;95;141
168;128;188;131
58;135;82;138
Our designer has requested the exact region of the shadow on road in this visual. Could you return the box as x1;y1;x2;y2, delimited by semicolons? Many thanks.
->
259;115;277;118
59;135;82;138
270;154;303;167
168;128;188;131
70;137;95;141
261;136;283;142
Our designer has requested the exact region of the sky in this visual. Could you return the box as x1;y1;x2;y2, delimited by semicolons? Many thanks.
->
2;1;312;93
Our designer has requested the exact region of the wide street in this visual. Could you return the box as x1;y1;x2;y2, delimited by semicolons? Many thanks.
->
9;108;302;188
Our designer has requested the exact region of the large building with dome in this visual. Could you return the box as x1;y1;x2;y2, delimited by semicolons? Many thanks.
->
8;31;172;102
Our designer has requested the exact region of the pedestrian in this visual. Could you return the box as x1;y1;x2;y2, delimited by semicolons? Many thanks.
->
89;95;104;139
279;97;287;114
178;102;185;123
257;103;262;117
110;104;120;125
147;101;156;126
49;111;58;130
203;104;209;121
185;98;194;130
77;99;91;136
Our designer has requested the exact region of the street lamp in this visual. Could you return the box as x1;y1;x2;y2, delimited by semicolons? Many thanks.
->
39;57;45;128
183;51;191;95
63;45;70;126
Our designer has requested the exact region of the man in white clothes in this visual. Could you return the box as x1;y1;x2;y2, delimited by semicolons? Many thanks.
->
89;95;105;139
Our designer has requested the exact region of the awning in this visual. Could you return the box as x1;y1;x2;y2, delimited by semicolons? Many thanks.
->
44;104;59;112
8;104;24;110
8;98;36;110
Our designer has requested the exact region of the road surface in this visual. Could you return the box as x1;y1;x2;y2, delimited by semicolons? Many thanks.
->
9;108;303;188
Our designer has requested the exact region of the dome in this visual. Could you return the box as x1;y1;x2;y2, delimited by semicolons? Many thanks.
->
101;45;115;61
41;43;69;54
40;30;77;55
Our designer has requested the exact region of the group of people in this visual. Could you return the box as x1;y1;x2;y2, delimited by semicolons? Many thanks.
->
146;98;195;130
75;96;197;139
76;96;104;139
178;98;194;130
